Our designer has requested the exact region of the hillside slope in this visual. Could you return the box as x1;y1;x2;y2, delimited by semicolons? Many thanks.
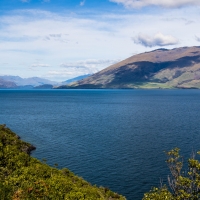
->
0;124;126;200
66;46;200;89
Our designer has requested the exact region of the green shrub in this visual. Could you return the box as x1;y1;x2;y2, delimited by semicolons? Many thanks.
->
0;124;126;200
143;148;200;200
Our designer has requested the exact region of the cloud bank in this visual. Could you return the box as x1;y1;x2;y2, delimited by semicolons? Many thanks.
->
43;59;119;80
60;59;118;73
109;0;200;8
133;32;179;47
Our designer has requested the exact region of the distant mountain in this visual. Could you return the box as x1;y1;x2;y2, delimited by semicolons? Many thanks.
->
60;46;200;89
0;78;17;89
62;74;92;85
34;84;53;89
17;85;34;89
0;76;58;87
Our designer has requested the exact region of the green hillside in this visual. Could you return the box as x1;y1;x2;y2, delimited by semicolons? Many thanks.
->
0;124;126;200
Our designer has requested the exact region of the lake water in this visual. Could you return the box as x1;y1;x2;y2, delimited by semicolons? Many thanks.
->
1;89;200;199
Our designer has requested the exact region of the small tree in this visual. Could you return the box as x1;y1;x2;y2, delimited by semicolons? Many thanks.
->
143;148;200;200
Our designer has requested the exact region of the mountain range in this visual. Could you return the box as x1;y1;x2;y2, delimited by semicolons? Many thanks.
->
0;76;57;88
2;46;200;89
59;46;200;89
0;75;91;89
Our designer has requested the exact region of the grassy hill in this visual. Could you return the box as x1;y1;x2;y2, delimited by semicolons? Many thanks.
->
0;124;126;200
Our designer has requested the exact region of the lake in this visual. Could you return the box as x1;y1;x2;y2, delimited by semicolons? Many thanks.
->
1;89;200;199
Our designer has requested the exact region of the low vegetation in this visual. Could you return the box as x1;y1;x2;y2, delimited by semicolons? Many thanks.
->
143;148;200;199
0;124;126;200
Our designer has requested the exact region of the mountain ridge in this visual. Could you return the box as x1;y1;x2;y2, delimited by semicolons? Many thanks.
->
0;78;17;88
0;76;58;87
61;46;200;89
0;75;93;89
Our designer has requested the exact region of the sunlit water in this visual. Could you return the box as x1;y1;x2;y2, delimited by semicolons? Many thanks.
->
1;89;200;199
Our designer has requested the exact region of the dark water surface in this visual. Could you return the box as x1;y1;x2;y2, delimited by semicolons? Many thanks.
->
1;89;200;199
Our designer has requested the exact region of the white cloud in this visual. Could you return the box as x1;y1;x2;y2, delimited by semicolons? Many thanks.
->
0;8;199;81
30;64;50;68
45;70;88;81
49;34;62;38
40;59;119;81
133;32;179;47
195;36;200;42
80;0;85;6
61;59;118;67
60;59;118;74
43;34;68;43
109;0;200;8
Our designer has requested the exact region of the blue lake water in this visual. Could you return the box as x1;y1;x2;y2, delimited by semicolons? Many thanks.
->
1;89;200;199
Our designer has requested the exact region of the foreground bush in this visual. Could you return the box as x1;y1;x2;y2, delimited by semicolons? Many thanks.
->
0;124;126;200
143;148;200;200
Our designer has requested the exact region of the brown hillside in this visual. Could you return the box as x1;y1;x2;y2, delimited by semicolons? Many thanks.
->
61;46;200;89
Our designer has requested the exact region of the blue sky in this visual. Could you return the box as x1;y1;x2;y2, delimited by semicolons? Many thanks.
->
0;0;200;81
